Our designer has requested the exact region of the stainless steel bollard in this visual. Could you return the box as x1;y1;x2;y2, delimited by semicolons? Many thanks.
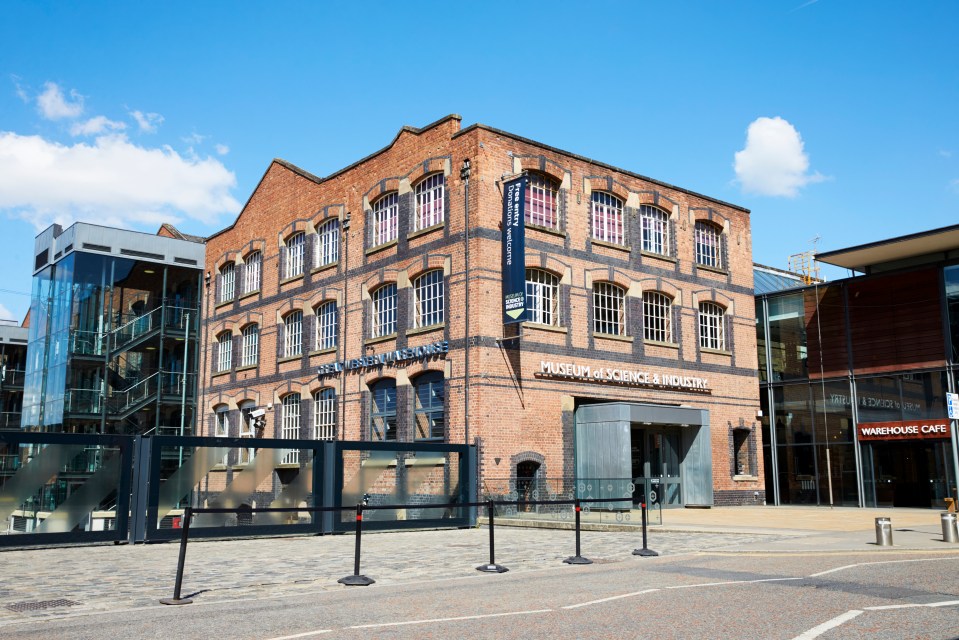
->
875;517;893;546
942;512;958;543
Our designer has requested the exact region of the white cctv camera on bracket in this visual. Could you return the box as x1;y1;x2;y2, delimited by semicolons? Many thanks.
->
250;408;267;419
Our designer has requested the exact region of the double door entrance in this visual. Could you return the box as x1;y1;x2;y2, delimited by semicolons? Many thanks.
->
631;426;683;508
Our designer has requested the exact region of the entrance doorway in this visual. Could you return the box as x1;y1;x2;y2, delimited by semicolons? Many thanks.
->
516;460;540;511
631;426;683;508
863;440;954;508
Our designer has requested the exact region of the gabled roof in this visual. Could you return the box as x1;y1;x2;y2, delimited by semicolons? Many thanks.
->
157;223;206;244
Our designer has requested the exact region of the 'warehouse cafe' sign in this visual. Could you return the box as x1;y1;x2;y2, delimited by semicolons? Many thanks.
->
501;175;527;324
317;341;449;377
857;419;951;441
536;360;711;394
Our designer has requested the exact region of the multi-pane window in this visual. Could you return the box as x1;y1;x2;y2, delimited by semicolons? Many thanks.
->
216;332;232;372
413;270;444;328
215;408;229;437
414;173;445;231
591;192;625;245
241;324;259;367
239;403;255;464
414;372;445;440
525;269;559;326
316;219;339;268
699;302;726;350
695;221;723;269
313;388;336;440
371;284;397;338
372;193;398;246
593;282;626;336
640;205;670;256
370;379;397;441
315;301;337;350
525;173;559;229
243;251;261;294
284;311;302;357
281;393;301;464
642;292;673;343
219;262;235;302
285;232;305;279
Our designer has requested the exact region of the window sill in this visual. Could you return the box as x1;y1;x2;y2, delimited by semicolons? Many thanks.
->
524;322;567;334
214;299;234;310
212;369;232;378
527;224;566;239
239;289;260;301
701;347;731;356
366;240;398;256
408;223;444;240
277;355;302;364
365;333;397;346
280;274;304;286
407;323;444;337
591;239;631;253
276;463;301;470
594;332;633;344
696;264;728;276
309;347;337;357
236;364;258;372
641;250;677;264
312;262;338;275
645;339;679;350
733;475;759;482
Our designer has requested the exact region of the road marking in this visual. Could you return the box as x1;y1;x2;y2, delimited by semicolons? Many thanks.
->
264;630;332;639
810;556;959;577
791;610;863;640
665;577;803;589
347;608;552;629
866;600;959;611
562;589;660;609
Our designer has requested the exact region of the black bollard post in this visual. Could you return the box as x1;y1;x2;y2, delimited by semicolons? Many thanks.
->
338;503;375;586
476;499;508;573
632;502;659;557
564;499;592;565
160;506;194;605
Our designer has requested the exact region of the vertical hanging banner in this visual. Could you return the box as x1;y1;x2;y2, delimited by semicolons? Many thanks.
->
502;175;527;324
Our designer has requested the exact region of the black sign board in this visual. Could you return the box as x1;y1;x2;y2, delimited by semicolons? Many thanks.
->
502;175;527;324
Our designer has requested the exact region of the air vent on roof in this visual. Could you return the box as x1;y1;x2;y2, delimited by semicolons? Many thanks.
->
174;257;198;265
35;249;49;271
83;243;111;252
120;249;164;260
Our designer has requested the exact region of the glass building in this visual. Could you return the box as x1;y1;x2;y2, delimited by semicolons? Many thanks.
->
755;225;959;508
22;223;204;435
0;321;28;431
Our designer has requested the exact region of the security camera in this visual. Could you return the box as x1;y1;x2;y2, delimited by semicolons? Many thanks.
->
250;408;266;418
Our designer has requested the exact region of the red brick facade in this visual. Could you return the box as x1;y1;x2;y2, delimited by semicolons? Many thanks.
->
201;115;763;506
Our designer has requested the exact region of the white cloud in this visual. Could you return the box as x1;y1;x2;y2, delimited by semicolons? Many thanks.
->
37;82;84;120
70;116;127;137
734;116;826;197
0;131;240;230
215;143;229;156
0;303;13;321
11;75;29;103
182;132;206;145
131;110;164;133
939;149;953;159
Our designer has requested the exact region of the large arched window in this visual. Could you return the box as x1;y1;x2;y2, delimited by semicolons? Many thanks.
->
370;379;397;441
313;388;336;440
642;291;673;343
526;172;559;229
413;270;444;328
281;393;301;463
284;311;303;357
591;192;625;245
694;221;723;269
241;324;259;367
699;302;726;350
413;371;445;441
219;262;236;303
243;251;262;294
372;192;399;246
371;283;397;337
593;282;626;336
285;232;305;279
216;331;232;372
316;218;339;268
414;173;445;231
640;205;670;256
525;268;559;326
315;301;337;350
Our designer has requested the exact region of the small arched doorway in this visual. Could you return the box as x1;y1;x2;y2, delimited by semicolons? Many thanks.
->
516;460;541;511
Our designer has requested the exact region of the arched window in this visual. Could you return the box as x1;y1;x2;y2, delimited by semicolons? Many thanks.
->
643;292;673;343
371;283;397;337
526;173;559;229
316;218;339;268
281;393;301;463
239;400;256;464
640;205;670;256
313;388;336;440
285;232;305;278
284;311;303;357
216;331;232;372
219;262;235;302
699;301;726;350
414;173;445;231
591;192;624;245
315;301;337;350
694;221;723;269
525;269;559;326
413;371;445;441
413;270;444;328
372;192;399;246
370;379;397;441
593;282;626;336
214;405;229;437
241;324;259;367
243;251;261;294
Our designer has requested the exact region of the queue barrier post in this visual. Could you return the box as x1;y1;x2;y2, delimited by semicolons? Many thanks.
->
563;498;592;565
338;504;375;586
160;506;195;605
477;499;508;573
632;502;659;557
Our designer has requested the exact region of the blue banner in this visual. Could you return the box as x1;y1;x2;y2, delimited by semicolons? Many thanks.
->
502;176;527;324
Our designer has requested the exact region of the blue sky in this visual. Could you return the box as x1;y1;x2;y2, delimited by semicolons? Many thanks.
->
1;1;957;321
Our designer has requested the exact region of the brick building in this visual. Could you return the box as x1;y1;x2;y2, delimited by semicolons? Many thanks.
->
201;115;762;508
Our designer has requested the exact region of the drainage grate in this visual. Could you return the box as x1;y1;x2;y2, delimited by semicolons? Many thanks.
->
6;599;80;613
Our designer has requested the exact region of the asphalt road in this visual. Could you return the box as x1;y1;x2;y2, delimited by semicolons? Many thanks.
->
6;549;959;640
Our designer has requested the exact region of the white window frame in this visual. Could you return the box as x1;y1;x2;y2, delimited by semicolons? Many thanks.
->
281;394;300;464
284;311;302;357
243;251;261;294
285;232;305;279
699;302;726;350
413;270;444;328
695;221;723;269
643;291;673;343
372;284;397;338
239;404;255;464
593;282;626;336
215;408;229;437
372;193;398;246
640;205;670;256
241;324;259;367
316;219;339;268
315;301;337;350
591;192;625;245
525;269;559;326
220;262;235;302
526;173;559;229
313;389;336;440
414;173;445;231
216;332;232;372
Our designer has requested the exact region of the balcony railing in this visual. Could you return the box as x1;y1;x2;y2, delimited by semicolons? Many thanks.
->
0;411;22;429
66;388;103;414
71;331;106;356
1;368;25;387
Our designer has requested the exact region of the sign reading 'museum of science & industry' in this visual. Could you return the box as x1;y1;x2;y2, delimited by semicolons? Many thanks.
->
536;360;711;394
